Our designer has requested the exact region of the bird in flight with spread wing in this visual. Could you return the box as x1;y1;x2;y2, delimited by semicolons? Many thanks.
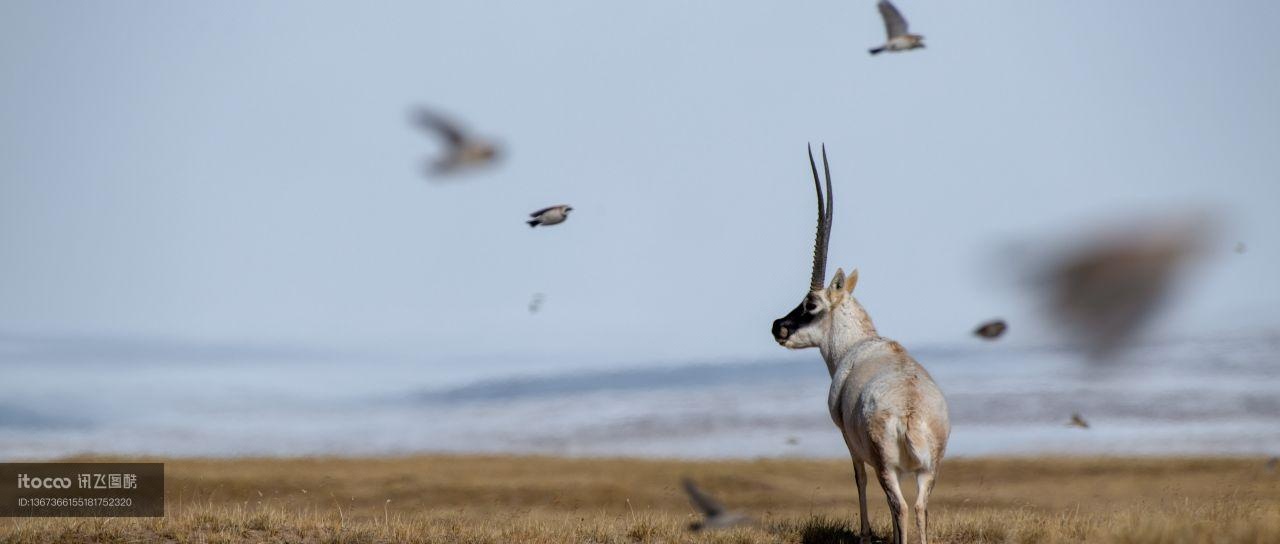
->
869;0;925;55
411;107;500;177
682;478;753;532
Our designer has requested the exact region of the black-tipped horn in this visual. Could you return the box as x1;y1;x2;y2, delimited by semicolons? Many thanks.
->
807;144;833;292
822;144;833;278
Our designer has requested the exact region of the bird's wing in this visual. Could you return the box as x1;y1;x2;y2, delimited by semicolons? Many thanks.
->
529;205;563;217
878;0;909;38
412;108;467;146
682;478;725;517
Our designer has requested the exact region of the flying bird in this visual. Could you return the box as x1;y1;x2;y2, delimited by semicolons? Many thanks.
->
411;108;500;176
1067;413;1090;429
973;319;1008;340
681;478;752;532
869;0;925;55
527;205;573;228
1027;212;1213;359
1235;242;1247;254
528;293;545;314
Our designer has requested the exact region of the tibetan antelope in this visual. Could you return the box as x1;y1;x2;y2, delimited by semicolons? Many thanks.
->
771;145;949;544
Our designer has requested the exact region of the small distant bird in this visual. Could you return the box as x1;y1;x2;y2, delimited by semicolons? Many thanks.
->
869;0;925;55
1266;457;1278;472
1235;242;1247;254
682;478;752;532
527;205;573;228
528;293;545;314
973;319;1008;340
411;108;500;176
785;436;800;446
1067;413;1090;429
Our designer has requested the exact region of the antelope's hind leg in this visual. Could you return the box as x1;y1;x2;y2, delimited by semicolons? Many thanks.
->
913;469;937;544
853;461;873;543
874;464;908;544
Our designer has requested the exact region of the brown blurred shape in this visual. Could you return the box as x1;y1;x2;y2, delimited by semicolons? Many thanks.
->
973;319;1008;340
682;478;753;531
410;107;501;177
1030;212;1213;359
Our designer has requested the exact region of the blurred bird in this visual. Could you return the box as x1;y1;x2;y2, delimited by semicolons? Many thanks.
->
869;0;925;55
1266;457;1278;472
411;108;500;176
1029;213;1212;359
527;205;573;228
528;293;545;314
1067;413;1090;429
682;478;752;532
785;436;800;446
1235;242;1247;254
973;319;1008;340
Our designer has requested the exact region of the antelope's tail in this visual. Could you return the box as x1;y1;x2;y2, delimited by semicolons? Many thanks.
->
901;417;941;472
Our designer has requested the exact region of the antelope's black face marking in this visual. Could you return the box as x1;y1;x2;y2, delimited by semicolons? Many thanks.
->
772;292;823;344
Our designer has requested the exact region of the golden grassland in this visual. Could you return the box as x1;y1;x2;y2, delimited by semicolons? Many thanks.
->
3;455;1278;543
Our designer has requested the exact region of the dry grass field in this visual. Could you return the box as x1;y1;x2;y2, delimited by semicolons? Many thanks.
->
3;455;1278;543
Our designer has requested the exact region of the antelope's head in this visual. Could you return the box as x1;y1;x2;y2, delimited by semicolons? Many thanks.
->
772;145;861;349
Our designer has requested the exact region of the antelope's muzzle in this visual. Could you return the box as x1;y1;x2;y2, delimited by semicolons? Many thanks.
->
772;300;809;344
772;318;791;343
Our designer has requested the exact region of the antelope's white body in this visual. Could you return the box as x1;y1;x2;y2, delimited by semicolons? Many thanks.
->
827;335;949;476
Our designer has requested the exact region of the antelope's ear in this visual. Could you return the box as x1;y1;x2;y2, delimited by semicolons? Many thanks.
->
829;268;846;292
844;268;859;293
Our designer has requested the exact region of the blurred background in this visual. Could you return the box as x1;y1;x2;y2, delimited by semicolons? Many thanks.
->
1;1;1277;459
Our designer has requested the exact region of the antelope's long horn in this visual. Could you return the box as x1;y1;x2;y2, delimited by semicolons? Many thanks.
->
807;144;833;292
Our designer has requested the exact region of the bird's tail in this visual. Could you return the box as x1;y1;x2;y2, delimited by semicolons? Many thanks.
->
527;220;539;228
869;47;885;55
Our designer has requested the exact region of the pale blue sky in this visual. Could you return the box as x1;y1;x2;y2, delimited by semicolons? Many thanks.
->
2;1;1278;366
